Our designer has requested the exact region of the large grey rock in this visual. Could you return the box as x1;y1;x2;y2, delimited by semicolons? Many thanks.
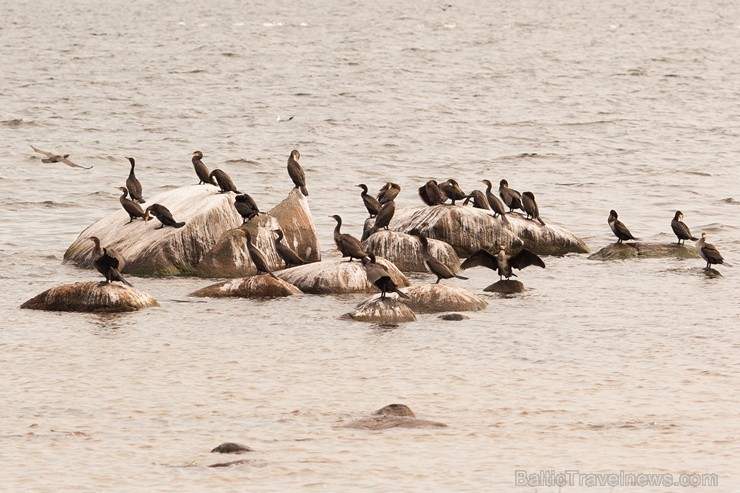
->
21;281;158;312
361;230;460;273
276;257;408;294
385;205;589;257
196;188;320;277
346;297;416;323
64;185;243;276
402;284;487;313
588;242;702;261
190;275;302;298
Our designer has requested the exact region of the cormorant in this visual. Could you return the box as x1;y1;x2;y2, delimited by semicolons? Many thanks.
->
463;190;490;210
241;230;277;278
234;193;261;223
116;186;145;224
357;184;381;217
273;229;307;267
125;157;145;204
521;191;545;225
418;180;447;206
671;211;698;245
287;149;308;196
439;179;467;205
481;179;509;221
209;169;241;194
461;245;545;281
144;204;186;229
191;151;213;185
362;253;409;300
377;182;401;204
362;200;396;240
409;230;468;283
499;179;523;212
608;210;635;243
88;236;132;286
329;215;368;261
30;145;92;169
696;233;725;270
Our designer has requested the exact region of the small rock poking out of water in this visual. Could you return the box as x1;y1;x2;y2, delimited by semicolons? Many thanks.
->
277;257;408;294
347;296;416;323
588;242;701;261
211;442;253;454
21;281;158;312
439;313;469;321
484;279;525;294
190;274;302;298
342;404;447;430
402;284;486;313
361;230;460;273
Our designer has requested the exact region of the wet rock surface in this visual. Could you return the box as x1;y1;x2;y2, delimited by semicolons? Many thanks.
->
21;281;159;312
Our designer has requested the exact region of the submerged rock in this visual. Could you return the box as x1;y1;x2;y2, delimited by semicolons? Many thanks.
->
197;189;319;277
276;257;408;294
439;313;469;321
211;443;253;454
21;281;158;312
64;185;242;276
342;404;447;430
385;205;589;257
347;296;416;323
402;284;487;313
588;242;702;261
484;279;525;293
361;230;460;273
190;275;302;298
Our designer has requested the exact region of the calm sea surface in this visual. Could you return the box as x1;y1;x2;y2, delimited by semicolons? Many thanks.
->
1;0;738;491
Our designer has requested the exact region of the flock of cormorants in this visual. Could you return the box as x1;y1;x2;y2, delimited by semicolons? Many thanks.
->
32;144;728;295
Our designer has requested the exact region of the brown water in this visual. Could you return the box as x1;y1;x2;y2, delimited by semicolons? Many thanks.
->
1;0;738;491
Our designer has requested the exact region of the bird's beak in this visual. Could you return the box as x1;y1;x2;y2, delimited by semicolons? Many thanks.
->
144;212;149;223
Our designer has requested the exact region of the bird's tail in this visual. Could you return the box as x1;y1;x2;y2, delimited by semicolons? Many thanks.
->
362;226;379;241
394;288;410;300
537;217;546;226
500;213;510;225
455;274;469;280
116;271;133;287
267;271;278;280
137;199;147;204
690;236;698;241
174;221;186;228
300;186;309;196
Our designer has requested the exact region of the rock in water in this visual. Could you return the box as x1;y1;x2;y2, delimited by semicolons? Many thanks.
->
197;189;319;277
341;404;447;430
211;443;253;454
484;279;525;293
402;284;487;313
347;297;416;323
588;242;702;261
361;230;460;273
190;275;302;298
386;205;589;257
277;257;408;294
64;185;242;276
21;281;158;312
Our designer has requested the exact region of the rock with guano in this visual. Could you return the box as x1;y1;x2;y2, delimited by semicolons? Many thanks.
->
21;281;158;312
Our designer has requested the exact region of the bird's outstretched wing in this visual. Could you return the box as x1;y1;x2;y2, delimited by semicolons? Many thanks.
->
460;249;499;271
58;156;92;169
30;144;92;169
30;144;54;159
509;249;546;270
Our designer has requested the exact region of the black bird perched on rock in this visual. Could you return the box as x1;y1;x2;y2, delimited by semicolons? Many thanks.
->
125;157;146;204
88;236;132;287
608;210;635;243
287;149;308;196
362;200;396;240
671;211;698;245
461;244;545;281
209;169;240;194
273;229;307;267
439;179;467;205
30;144;92;169
481;179;509;222
241;230;277;279
521;191;545;225
234;194;261;223
499;179;523;212
377;182;401;204
409;230;468;284
357;184;381;217
696;233;725;270
329;215;368;261
116;186;145;224
463;190;490;210
419;180;447;206
191;151;213;185
362;253;409;300
144;204;185;229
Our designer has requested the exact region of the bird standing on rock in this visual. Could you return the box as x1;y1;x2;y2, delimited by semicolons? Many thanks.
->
125;157;146;204
116;186;145;224
419;180;447;206
461;245;545;281
209;169;240;194
287;149;308;196
439;179;467;205
671;211;698;246
481;179;509;222
377;182;401;204
144;204;185;229
241;230;277;279
273;229;307;267
362;253;409;300
499;179;523;212
608;210;635;244
329;215;368;261
696;233;725;270
191;151;213;185
409;230;468;284
521;191;545;225
88;236;132;287
234;194;261;223
357;184;381;217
